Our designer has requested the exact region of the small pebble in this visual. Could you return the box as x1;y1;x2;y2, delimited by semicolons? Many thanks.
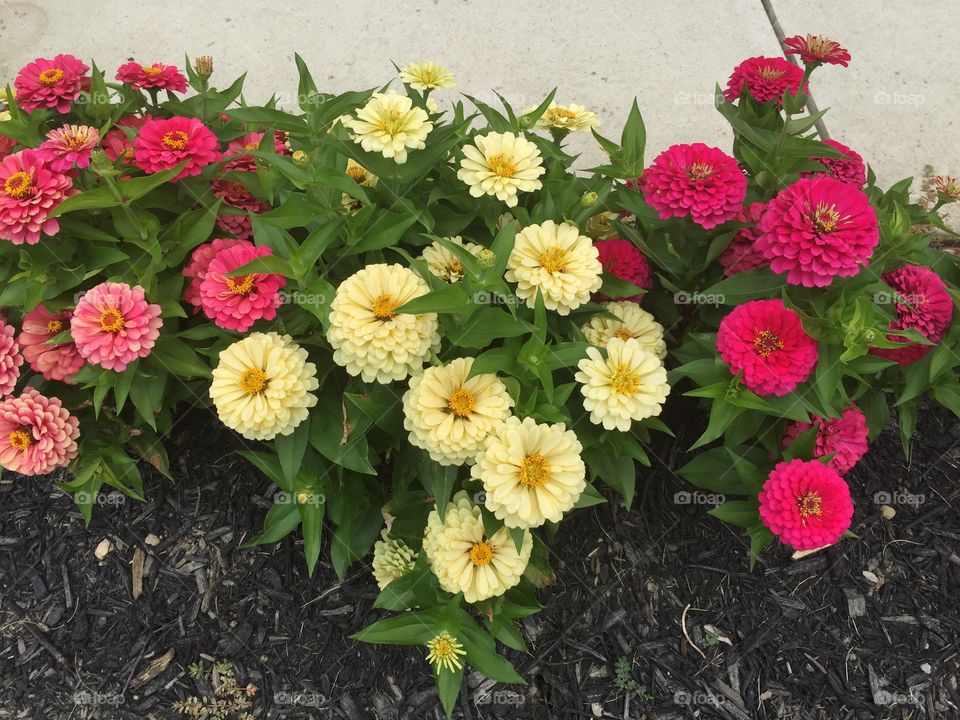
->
144;533;161;546
94;538;113;561
921;663;932;674
880;505;896;520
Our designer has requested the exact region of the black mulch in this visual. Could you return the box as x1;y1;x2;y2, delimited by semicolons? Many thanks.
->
1;401;958;720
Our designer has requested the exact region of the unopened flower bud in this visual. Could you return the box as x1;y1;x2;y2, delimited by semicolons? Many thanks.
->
477;249;495;268
580;191;598;208
861;329;877;343
292;150;310;167
296;490;310;505
194;56;214;80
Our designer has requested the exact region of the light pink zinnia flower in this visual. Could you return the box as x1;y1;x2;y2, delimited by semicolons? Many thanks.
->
782;406;869;476
71;282;163;372
719;202;769;276
115;61;189;93
18;304;85;383
801;139;866;187
14;54;89;113
36;125;100;172
638;143;746;229
102;116;149;165
224;131;291;172
199;241;286;332
182;238;246;311
133;116;222;182
0;149;74;246
724;56;807;105
0;387;79;476
0;318;24;397
756;176;879;287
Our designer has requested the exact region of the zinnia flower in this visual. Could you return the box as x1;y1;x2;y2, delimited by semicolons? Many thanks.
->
576;338;669;431
224;131;291;172
36;124;100;172
782;406;869;476
403;357;514;466
343;91;433;164
423;491;532;602
593;238;653;301
723;56;807;104
372;531;418;589
639;143;746;229
209;332;319;441
717;299;819;396
102;115;148;165
718;202;769;275
17;305;84;383
420;236;484;283
425;632;467;674
758;459;854;551
0;387;79;476
784;35;851;67
581;301;667;358
0;149;73;245
212;177;271;239
756;176;879;287
584;211;619;241
341;158;378;212
801;139;866;187
14;54;89;112
399;61;455;90
473;416;586;529
134;116;222;181
505;220;603;315
71;282;162;372
182;238;245;311
457;131;545;207
115;61;189;93
0;319;23;397
327;264;441;384
871;265;954;365
933;176;960;204
534;102;599;133
198;241;286;332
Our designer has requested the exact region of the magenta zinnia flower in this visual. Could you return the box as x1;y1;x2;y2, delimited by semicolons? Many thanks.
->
212;177;271;240
102;116;149;165
0;387;79;476
801;139;866;187
0;318;24;397
784;35;851;67
871;265;954;365
36;125;100;172
759;459;854;551
71;282;163;372
724;56;807;104
134;116;222;182
18;304;85;383
719;202;769;276
782;406;869;476
0;149;74;246
14;54;89;113
639;143;746;229
593;238;652;301
717;299;819;397
756;176;878;287
116;61;189;93
182;238;246;311
199;241;286;332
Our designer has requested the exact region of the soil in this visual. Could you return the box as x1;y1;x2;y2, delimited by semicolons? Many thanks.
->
1;401;958;720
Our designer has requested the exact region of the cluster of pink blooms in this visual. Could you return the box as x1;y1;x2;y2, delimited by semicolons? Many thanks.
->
782;406;869;475
871;265;954;365
593;238;653;301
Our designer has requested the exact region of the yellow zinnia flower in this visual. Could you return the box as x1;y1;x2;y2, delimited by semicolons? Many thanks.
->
343;91;433;164
581;301;667;358
419;236;485;283
426;631;467;674
535;102;599;133
399;61;455;90
371;531;418;590
457;131;544;207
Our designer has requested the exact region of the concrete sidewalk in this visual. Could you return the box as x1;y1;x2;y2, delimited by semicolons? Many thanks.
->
1;0;957;189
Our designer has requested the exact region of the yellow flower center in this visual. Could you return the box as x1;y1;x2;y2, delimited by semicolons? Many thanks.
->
376;109;405;136
445;259;464;279
226;274;254;296
614;328;634;341
8;430;31;452
238;367;267;395
519;453;551;488
486;153;517;178
371;293;400;320
753;329;784;358
122;147;135;163
244;142;259;151
447;388;475;418
65;131;89;150
346;165;368;183
687;162;714;180
812;202;841;233
4;171;33;199
759;66;785;81
38;69;64;86
469;540;494;566
46;319;63;334
230;182;248;194
797;491;823;518
141;65;163;74
161;130;189;150
98;308;125;333
609;364;641;395
538;247;568;274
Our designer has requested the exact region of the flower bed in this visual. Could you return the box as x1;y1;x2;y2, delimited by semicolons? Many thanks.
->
0;39;958;714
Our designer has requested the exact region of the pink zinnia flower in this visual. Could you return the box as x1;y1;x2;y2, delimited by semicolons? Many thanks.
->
0;136;17;160
225;131;291;172
71;282;163;372
212;177;270;240
0;149;74;246
759;459;854;551
14;54;89;113
102;116;148;165
593;238;652;301
182;238;246;311
36;124;100;172
756;176;879;287
719;202;769;276
115;61;189;93
723;57;807;104
782;406;869;476
133;116;222;182
639;143;746;229
0;387;79;476
871;265;954;365
784;35;851;67
0;318;24;397
717;299;819;397
18;304;85;383
801;139;866;187
199;242;286;331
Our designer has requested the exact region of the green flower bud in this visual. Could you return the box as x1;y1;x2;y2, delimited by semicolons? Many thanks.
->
477;249;495;268
292;150;310;167
580;191;598;208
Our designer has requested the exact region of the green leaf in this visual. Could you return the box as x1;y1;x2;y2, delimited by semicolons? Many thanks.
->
298;495;326;577
243;501;302;546
702;268;786;304
351;612;437;645
275;419;311;487
708;499;760;528
397;283;472;315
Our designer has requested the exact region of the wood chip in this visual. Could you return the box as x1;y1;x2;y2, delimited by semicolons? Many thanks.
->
844;589;867;618
144;533;161;546
94;538;113;561
131;547;145;600
130;648;174;688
